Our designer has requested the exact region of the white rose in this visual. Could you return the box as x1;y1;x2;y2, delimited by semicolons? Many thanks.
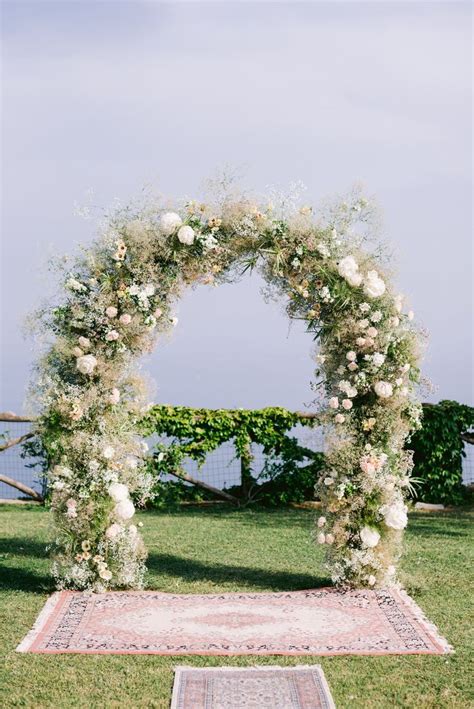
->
329;397;339;409
109;388;120;405
115;499;135;520
338;255;359;280
78;336;91;350
347;362;358;371
177;225;195;245
105;306;118;318
371;310;382;323
317;516;326;528
346;271;363;287
325;533;334;545
366;327;378;338
99;568;113;581
334;413;345;424
372;352;385;367
119;313;132;325
160;212;182;235
109;483;129;503
360;526;380;548
76;354;97;375
317;532;326;544
105;523;122;540
154;308;163;319
364;270;386;298
356;337;366;347
346;351;357;362
103;446;115;460
341;399;353;410
381;501;408;530
105;330;120;342
368;575;376;586
374;381;393;399
324;476;335;486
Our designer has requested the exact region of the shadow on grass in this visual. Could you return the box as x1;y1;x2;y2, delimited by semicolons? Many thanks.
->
147;552;329;591
0;564;52;594
0;537;47;558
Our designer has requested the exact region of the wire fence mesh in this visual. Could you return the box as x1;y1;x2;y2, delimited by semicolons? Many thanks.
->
1;418;473;499
0;421;45;499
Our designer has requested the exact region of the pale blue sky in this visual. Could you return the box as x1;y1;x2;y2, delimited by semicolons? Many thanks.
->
1;1;472;413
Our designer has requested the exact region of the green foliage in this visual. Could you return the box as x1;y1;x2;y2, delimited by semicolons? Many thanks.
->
246;443;325;507
139;405;322;507
410;400;474;505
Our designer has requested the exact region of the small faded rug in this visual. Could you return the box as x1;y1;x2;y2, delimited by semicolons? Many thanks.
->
170;666;336;709
17;588;452;655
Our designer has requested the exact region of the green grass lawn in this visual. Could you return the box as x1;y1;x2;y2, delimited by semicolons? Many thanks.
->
0;505;472;708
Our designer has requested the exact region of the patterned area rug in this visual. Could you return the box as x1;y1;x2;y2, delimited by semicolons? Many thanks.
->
171;666;336;709
17;588;452;655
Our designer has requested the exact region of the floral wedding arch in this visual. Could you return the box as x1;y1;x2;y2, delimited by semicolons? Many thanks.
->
32;185;422;591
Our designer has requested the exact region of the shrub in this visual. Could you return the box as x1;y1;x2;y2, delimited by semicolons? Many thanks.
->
409;400;474;505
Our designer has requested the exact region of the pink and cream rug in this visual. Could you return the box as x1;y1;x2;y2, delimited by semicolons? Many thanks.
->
17;588;451;655
171;665;336;709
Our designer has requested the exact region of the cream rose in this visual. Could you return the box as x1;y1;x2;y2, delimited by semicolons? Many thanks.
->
360;526;380;548
364;270;386;298
381;501;408;530
78;336;91;350
160;212;182;235
177;225;195;245
105;523;122;540
374;381;393;398
115;499;135;520
338;256;362;287
76;354;97;375
108;483;128;503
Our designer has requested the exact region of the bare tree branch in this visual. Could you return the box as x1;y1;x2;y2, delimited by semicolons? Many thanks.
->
0;474;43;502
0;432;35;452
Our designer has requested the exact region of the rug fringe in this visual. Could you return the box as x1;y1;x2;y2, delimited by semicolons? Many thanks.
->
397;587;454;654
16;592;63;653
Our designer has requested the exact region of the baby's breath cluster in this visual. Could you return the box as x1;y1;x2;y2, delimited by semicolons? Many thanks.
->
32;185;422;590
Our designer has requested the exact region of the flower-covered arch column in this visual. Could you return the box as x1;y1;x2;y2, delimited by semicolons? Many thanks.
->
33;187;422;591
